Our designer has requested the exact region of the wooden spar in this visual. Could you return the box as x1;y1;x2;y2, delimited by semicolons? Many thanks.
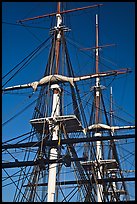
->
17;4;103;23
23;177;135;187
2;157;86;169
2;134;135;150
80;43;116;50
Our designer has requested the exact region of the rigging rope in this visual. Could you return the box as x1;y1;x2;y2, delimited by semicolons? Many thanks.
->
2;97;38;127
3;169;29;201
2;36;51;87
2;21;50;30
65;36;132;75
2;131;35;144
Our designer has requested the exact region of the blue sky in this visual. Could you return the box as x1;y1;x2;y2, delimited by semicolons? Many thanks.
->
2;2;135;202
2;1;135;131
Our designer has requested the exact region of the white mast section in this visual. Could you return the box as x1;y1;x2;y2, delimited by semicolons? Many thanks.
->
47;84;61;202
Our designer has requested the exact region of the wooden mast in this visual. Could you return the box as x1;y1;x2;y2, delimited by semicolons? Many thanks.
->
95;14;100;125
55;2;61;74
95;14;103;202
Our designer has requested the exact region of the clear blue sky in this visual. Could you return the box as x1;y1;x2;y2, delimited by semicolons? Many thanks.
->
2;2;135;202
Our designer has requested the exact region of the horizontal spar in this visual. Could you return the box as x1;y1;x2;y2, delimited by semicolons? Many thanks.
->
2;69;131;92
2;134;135;150
23;177;135;187
2;157;86;169
18;4;103;23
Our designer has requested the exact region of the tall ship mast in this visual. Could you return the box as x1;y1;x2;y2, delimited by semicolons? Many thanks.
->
2;2;135;202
